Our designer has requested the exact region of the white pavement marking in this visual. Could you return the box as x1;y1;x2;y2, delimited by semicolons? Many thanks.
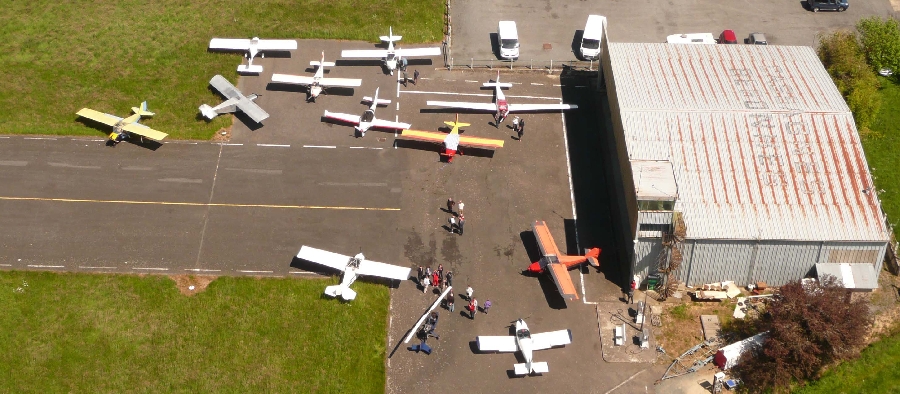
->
25;137;57;140
165;141;198;145
603;369;648;394
27;265;65;268
369;147;384;150
47;162;101;170
0;136;9;138
0;264;12;267
396;102;399;111
158;178;203;184
217;143;243;146
257;143;290;147
224;168;282;175
79;266;117;269
319;181;388;187
238;270;274;274
420;77;431;80
553;84;563;87
303;145;336;149
402;90;562;100
185;268;221;272
0;160;27;166
464;80;479;83
121;166;153;171
133;267;169;271
290;271;317;275
531;83;544;86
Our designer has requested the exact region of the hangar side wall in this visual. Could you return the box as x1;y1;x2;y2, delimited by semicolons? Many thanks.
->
633;239;888;287
602;41;637;242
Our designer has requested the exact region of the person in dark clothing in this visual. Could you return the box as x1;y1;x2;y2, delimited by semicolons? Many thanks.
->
518;118;525;140
457;215;465;236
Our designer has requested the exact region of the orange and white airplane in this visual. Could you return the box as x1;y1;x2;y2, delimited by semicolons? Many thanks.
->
398;115;504;162
526;220;600;301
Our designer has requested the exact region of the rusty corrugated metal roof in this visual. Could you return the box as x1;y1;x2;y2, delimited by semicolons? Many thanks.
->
609;43;888;241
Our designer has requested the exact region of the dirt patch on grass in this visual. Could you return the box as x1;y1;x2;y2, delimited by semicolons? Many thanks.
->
170;275;217;296
211;124;232;141
656;298;736;361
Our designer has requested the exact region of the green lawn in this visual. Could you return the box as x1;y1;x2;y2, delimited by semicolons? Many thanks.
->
793;330;900;394
0;271;389;392
0;0;444;139
863;77;900;222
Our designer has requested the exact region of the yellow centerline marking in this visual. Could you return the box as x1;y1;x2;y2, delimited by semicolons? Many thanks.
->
0;196;399;211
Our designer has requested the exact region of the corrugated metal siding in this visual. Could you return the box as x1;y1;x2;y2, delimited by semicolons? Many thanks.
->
634;238;663;281
638;211;674;225
750;242;820;285
607;43;888;242
682;240;755;285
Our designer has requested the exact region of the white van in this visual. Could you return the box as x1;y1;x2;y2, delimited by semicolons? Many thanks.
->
580;15;606;60
497;21;519;60
665;33;716;44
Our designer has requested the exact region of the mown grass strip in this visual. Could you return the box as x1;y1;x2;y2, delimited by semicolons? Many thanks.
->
0;271;389;392
0;0;444;139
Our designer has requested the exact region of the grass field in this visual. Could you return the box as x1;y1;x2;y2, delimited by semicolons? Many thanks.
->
0;0;444;139
0;271;389;392
793;328;900;394
863;77;900;223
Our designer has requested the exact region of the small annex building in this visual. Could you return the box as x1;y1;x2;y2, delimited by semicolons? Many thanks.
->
599;42;890;287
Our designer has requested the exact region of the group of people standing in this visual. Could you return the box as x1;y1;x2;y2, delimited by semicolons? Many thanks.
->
446;198;466;235
418;264;452;294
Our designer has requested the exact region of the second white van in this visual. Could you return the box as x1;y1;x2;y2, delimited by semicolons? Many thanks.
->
580;15;606;60
498;21;519;60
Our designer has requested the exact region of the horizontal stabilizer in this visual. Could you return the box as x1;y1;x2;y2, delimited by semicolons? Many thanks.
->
484;82;513;88
324;284;356;301
238;64;264;74
199;104;219;120
513;363;529;375
379;35;402;42
532;362;549;374
362;96;391;106
311;61;336;67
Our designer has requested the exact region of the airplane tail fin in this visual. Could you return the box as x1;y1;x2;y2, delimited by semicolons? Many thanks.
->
311;51;336;68
198;104;219;120
444;114;470;130
132;101;155;117
363;88;391;106
379;26;402;43
324;284;357;301
484;70;512;89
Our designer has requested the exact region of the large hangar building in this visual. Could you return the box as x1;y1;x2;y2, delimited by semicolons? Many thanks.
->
599;43;890;287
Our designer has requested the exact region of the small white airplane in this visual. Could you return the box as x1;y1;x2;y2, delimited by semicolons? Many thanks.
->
271;51;363;102
199;75;269;123
76;101;168;146
476;318;572;376
208;37;298;73
296;246;411;301
426;71;578;124
323;87;411;137
341;27;442;75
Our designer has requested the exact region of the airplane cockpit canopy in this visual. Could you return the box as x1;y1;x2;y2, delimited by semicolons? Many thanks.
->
516;328;531;340
361;110;375;123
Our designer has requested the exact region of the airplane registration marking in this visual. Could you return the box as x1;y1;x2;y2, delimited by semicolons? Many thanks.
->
0;196;400;211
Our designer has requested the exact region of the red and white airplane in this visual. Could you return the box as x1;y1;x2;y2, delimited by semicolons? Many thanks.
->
271;51;363;102
323;87;411;137
477;318;572;375
296;246;411;301
426;71;578;124
399;115;504;163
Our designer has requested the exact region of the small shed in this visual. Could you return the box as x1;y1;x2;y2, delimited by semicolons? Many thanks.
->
713;332;767;370
815;263;878;291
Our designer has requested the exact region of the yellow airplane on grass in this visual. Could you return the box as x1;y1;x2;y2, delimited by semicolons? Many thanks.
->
399;115;504;163
76;101;168;146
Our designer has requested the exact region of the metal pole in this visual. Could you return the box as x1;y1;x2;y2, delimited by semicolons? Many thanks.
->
470;58;473;69
530;59;533;70
509;59;513;70
549;59;553;73
489;59;493;70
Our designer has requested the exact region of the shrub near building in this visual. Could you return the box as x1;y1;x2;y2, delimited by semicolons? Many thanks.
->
817;30;881;132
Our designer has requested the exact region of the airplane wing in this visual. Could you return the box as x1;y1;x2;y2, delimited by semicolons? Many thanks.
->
477;336;519;353
357;260;411;281
395;47;442;57
531;329;573;351
341;49;390;58
120;123;168;141
209;75;241;99
271;73;316;86
507;103;578;112
209;38;252;50
426;101;497;112
323;110;361;125
399;130;505;150
256;39;298;51
371;118;411;130
317;77;363;88
547;263;579;300
76;108;122;127
296;245;351;272
235;98;269;123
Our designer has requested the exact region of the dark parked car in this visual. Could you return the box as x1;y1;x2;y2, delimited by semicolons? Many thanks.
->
808;0;849;12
